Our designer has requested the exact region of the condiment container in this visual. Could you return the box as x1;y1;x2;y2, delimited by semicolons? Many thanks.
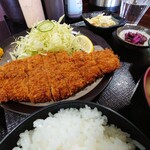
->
0;0;25;23
18;0;45;28
43;0;65;21
64;0;83;19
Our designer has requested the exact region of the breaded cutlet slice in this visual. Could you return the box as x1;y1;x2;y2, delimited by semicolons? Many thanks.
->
1;59;28;79
55;62;86;96
0;68;8;102
92;49;120;74
50;69;68;100
27;54;52;103
54;52;77;71
0;60;29;102
0;68;4;88
0;88;8;102
3;78;29;101
42;53;61;101
71;51;103;84
0;78;7;102
54;51;71;63
55;52;86;97
64;70;86;95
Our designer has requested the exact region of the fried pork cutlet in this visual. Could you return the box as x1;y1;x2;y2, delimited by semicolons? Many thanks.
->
0;69;7;102
71;51;103;84
27;54;52;103
0;49;120;103
55;52;86;97
0;59;29;102
92;48;120;74
42;52;62;101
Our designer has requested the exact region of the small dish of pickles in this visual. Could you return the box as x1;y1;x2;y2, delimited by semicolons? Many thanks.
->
116;24;150;49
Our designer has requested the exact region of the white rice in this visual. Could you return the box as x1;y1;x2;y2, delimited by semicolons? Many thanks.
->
13;106;135;150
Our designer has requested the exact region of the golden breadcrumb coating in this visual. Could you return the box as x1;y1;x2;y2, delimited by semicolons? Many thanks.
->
0;49;120;103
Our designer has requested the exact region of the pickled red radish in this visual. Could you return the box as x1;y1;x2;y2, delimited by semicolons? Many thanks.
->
124;32;147;45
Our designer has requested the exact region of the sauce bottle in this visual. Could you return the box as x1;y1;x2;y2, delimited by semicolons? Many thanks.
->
43;0;65;21
64;0;83;19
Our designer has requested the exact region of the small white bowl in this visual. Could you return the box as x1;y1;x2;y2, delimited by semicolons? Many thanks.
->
116;24;150;49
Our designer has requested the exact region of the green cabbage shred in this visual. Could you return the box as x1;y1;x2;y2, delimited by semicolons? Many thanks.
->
10;17;81;60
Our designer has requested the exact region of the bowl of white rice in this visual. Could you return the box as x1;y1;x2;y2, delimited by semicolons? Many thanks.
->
0;101;150;150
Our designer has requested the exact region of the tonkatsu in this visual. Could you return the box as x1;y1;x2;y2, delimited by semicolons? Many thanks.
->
0;49;120;103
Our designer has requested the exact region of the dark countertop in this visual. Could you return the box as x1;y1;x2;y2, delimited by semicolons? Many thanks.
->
0;13;150;142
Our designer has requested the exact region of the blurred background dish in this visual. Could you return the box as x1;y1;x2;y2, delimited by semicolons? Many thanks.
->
116;24;150;49
82;10;126;35
0;101;150;149
89;0;121;12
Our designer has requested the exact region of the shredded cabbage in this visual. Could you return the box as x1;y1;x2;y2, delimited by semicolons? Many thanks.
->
86;13;116;27
10;17;81;60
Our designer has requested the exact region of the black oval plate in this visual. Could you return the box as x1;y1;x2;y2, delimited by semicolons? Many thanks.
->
0;101;150;149
0;27;113;115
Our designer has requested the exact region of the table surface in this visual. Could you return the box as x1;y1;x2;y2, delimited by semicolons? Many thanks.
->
0;10;150;142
